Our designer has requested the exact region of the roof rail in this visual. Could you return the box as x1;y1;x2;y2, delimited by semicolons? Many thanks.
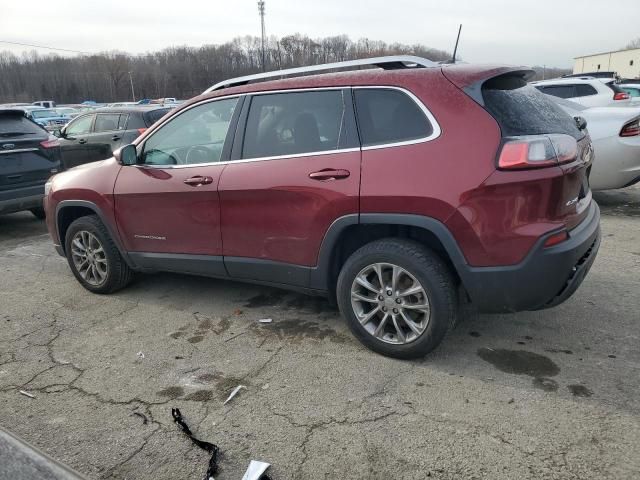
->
203;55;438;93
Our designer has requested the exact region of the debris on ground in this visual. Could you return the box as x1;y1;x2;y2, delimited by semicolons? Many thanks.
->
18;390;35;399
136;351;145;359
242;460;272;480
171;408;219;480
233;309;243;315
224;385;246;405
132;412;148;425
258;318;273;323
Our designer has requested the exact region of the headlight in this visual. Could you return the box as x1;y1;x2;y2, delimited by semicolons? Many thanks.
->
44;180;53;196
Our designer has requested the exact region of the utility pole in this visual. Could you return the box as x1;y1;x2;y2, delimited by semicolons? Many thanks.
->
128;71;136;102
258;1;266;71
452;24;462;63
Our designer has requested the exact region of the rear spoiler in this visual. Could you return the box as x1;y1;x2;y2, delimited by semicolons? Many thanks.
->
441;65;535;106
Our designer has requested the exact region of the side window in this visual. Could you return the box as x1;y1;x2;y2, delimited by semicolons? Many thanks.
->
94;114;121;132
539;85;576;99
354;88;433;147
242;90;345;159
117;114;129;130
65;114;94;136
141;97;238;166
574;84;598;97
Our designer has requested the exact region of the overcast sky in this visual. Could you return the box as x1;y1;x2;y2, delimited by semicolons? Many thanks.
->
2;0;639;67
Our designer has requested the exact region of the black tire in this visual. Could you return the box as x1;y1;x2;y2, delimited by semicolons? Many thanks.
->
30;207;46;219
64;215;134;294
336;238;457;359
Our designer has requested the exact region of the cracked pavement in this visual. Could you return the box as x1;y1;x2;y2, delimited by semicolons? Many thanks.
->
1;186;639;479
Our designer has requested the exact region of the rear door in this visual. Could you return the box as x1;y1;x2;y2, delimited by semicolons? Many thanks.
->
58;113;96;169
218;88;361;285
0;113;59;206
114;96;241;264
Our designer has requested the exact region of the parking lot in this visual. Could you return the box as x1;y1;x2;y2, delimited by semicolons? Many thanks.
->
0;188;638;479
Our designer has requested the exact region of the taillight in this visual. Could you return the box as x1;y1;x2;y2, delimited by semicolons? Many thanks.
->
137;128;147;135
497;134;578;170
544;230;568;248
613;92;630;101
620;118;640;137
40;138;60;149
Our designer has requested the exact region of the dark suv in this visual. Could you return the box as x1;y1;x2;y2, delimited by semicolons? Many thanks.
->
1;109;61;218
56;106;170;169
44;57;601;358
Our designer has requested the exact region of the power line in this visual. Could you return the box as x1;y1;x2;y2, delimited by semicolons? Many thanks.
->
0;40;93;55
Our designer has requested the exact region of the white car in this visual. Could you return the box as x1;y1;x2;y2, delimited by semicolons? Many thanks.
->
619;83;640;102
532;78;631;107
553;98;640;190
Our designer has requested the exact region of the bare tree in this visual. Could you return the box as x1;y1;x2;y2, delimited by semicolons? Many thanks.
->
625;37;640;49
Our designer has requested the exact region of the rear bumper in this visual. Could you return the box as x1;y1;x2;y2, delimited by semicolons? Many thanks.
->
0;185;44;215
461;201;601;313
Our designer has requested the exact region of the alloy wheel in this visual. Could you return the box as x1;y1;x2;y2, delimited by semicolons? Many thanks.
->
70;230;108;286
350;262;431;345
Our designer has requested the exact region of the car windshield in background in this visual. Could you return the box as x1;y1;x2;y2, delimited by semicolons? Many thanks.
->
143;108;171;126
31;109;59;119
483;77;583;140
0;114;45;135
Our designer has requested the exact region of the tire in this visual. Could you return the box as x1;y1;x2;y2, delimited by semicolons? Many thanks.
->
336;238;457;359
64;215;134;294
30;207;46;219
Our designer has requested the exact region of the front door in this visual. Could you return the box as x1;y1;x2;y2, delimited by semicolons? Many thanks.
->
114;96;241;270
219;88;361;285
59;113;98;169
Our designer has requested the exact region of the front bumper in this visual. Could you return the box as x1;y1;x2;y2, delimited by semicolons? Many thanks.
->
461;201;601;313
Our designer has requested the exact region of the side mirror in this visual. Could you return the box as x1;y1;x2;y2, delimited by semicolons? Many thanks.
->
116;144;139;166
574;116;587;131
53;128;63;138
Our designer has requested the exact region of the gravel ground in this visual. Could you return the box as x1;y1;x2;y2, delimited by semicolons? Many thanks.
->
0;186;639;480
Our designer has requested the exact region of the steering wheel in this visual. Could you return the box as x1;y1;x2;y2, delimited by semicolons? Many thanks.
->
185;145;213;165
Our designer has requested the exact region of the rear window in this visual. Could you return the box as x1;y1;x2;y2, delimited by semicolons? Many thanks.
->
483;76;582;140
0;114;46;136
606;82;627;95
143;108;170;127
535;85;576;99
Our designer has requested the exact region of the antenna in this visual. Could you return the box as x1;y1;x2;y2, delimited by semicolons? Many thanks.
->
452;24;462;63
258;1;266;72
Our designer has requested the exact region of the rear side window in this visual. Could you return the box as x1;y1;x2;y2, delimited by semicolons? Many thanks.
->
483;76;582;139
575;84;598;97
94;114;122;132
143;108;170;127
0;114;45;136
242;90;345;159
117;114;129;130
354;89;433;147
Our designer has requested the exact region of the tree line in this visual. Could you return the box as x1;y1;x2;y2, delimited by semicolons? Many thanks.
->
0;33;568;104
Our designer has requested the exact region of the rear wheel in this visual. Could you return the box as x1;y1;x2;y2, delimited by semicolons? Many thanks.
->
64;215;133;294
30;207;46;219
337;239;457;359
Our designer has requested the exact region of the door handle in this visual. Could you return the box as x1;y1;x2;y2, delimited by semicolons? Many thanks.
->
112;135;121;141
183;175;213;186
78;139;87;144
308;169;350;181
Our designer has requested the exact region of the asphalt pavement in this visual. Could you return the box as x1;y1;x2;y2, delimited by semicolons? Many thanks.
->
0;187;638;479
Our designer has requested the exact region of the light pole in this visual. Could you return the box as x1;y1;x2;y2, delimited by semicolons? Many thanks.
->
128;71;136;102
258;1;266;71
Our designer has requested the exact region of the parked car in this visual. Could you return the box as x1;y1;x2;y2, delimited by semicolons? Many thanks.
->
552;97;640;190
55;107;80;119
106;102;138;108
43;57;600;358
619;83;640;100
0;109;61;218
532;77;630;107
55;106;170;169
32;100;56;108
29;108;70;131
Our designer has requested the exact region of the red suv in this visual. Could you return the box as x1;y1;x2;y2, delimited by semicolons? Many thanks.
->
44;57;600;359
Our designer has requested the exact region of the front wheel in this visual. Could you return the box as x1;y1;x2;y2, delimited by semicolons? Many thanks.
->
64;215;134;294
336;239;457;359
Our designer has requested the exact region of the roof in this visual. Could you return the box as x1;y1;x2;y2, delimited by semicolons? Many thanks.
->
574;47;640;59
532;77;607;85
92;106;170;114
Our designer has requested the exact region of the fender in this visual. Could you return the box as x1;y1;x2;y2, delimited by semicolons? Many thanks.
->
309;213;471;291
55;200;135;268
